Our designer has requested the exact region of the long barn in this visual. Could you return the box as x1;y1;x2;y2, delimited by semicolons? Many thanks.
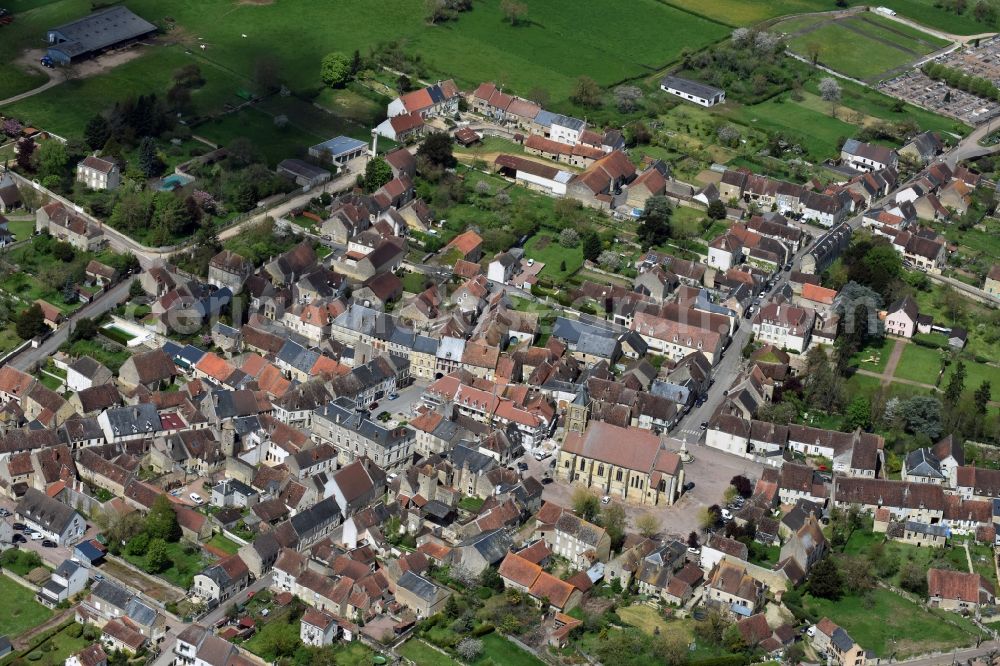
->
46;6;156;64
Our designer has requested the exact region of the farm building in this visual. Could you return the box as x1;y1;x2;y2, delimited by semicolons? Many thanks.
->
660;76;725;107
308;136;367;167
46;6;157;64
494;155;573;197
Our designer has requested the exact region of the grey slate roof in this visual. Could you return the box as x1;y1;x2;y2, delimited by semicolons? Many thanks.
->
397;570;442;602
16;488;79;535
449;443;496;474
660;75;724;100
904;448;944;479
49;7;156;57
104;403;161;436
458;528;513;565
92;579;132;611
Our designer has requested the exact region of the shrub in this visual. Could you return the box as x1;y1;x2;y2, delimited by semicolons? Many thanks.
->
472;623;496;637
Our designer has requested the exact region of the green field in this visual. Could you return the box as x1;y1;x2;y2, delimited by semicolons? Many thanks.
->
785;14;948;81
205;533;241;556
0;574;52;636
399;639;461;666
723;94;858;160
802;589;981;657
4;45;246;136
894;343;947;385
661;0;997;33
2;0;729;107
472;634;545;666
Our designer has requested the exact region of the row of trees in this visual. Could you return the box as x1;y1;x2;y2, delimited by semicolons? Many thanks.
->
922;61;1000;101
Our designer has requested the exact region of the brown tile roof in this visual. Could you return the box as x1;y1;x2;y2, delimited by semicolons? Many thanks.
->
528;571;576;609
562;421;666;474
928;568;994;604
128;348;178;384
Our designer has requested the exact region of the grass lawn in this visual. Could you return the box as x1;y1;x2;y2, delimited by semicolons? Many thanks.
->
7;0;726;112
5;44;246;136
618;605;673;636
722;95;859;161
786;14;945;81
523;233;583;279
661;0;999;32
803;588;980;657
244;615;301;661
195;107;325;168
205;533;241;556
64;339;130;373
850;337;895;374
893;343;946;385
123;540;210;589
402;271;433;294
399;639;461;666
0;574;52;636
472;633;545;666
6;218;35;241
458;496;486;512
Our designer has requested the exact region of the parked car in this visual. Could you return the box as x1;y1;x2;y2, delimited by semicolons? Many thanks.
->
601;495;611;505
721;509;733;521
189;493;204;505
369;402;379;410
699;421;708;430
30;532;44;540
12;534;26;544
0;508;10;517
12;522;25;530
41;539;56;548
516;462;528;471
541;477;554;485
387;393;399;401
93;574;105;582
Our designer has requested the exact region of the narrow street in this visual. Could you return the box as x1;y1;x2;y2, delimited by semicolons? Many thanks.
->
6;278;131;371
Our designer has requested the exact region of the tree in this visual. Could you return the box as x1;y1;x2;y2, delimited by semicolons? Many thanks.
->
687;531;700;548
636;513;660;538
84;115;111;150
320;52;352;87
601;502;627;551
707;199;727;220
699;504;722;530
425;0;453;24
722;624;747;654
479;566;504;591
582;231;601;262
716;124;741;148
613;85;643;113
900;395;943;440
693;610;729;646
806;41;822;65
974;381;992;415
945;360;967;407
417;132;456;168
173;64;205;89
637;196;672;248
456;639;483;661
125;533;149;556
138;137;162;179
70;317;97;342
808;556;843;600
444;593;460;618
2;118;21;138
818;77;842;115
351;49;363;75
846;395;871;430
653;633;689;666
571;487;600;522
729;475;753;498
559;228;580;247
15;304;47;340
147;494;181;542
570;76;603;108
500;0;528;25
597;250;621;271
900;561;928;595
363;157;392;193
37;140;68;180
16;137;35;172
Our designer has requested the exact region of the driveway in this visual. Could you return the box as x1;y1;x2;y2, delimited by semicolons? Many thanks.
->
0;497;101;568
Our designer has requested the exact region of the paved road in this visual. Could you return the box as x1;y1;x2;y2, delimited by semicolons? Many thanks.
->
8;278;131;371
